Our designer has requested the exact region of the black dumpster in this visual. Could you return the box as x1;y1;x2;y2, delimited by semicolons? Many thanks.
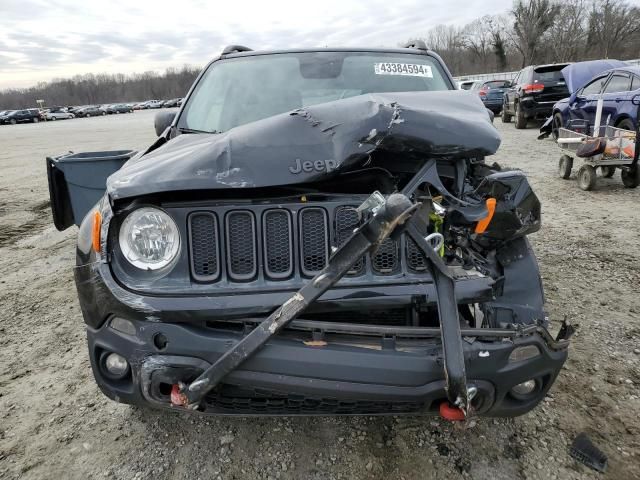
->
46;150;136;230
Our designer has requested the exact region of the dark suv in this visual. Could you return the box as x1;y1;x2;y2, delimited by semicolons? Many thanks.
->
46;44;570;418
0;108;43;124
502;64;570;128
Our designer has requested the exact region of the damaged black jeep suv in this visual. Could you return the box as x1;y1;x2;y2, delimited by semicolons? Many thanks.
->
47;43;571;418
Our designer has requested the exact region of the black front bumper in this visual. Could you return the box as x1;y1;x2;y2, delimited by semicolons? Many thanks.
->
78;260;568;417
87;313;568;417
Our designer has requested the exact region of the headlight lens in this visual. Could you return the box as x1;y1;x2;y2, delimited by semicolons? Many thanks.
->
119;207;180;270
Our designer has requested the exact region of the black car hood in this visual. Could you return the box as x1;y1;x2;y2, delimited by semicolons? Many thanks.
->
107;91;500;200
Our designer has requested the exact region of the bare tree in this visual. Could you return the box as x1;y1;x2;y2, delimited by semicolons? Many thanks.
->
512;0;561;66
547;0;588;62
587;0;640;58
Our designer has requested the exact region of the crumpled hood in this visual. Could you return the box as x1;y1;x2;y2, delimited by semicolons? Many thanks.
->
561;60;627;93
107;90;501;200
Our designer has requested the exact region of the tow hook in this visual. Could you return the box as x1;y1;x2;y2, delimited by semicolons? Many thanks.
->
439;385;478;421
170;383;189;407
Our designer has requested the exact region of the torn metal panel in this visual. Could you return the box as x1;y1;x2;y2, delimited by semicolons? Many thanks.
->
107;91;500;200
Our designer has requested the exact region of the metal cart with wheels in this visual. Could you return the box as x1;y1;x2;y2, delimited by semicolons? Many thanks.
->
556;125;639;191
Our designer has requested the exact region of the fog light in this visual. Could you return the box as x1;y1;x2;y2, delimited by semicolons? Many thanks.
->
511;379;537;396
103;352;129;378
110;317;136;336
509;345;540;363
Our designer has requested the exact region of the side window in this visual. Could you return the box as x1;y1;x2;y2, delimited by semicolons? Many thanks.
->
581;76;607;96
603;74;631;93
632;76;639;91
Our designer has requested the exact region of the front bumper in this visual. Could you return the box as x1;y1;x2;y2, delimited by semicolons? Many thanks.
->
88;313;568;416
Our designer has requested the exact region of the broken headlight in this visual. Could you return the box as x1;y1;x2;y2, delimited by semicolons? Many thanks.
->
118;207;180;270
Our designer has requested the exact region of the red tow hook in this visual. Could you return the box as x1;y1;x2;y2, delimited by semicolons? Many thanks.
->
439;401;466;421
170;384;188;407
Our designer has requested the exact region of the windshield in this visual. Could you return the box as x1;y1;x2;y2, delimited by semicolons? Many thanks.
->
179;51;451;133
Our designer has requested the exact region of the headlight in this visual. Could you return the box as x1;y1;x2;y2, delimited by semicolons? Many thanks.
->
118;207;180;270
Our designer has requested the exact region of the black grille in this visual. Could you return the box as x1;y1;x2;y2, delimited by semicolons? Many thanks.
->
263;210;293;278
204;385;424;414
300;208;328;276
334;206;364;275
189;213;219;281
406;237;428;272
226;211;257;280
372;238;399;274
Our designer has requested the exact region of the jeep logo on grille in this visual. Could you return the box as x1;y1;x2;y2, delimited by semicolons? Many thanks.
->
289;158;337;174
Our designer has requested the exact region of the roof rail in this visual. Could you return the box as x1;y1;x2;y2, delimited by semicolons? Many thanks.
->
221;45;253;55
403;40;428;51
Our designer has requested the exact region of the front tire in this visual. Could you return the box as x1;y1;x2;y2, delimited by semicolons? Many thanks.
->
616;118;635;132
33;117;39;123
10;119;17;125
577;165;597;191
86;114;91;118
552;113;563;140
514;103;527;129
50;116;56;121
501;107;512;123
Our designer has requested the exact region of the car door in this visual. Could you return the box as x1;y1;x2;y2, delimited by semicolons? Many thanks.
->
568;74;608;127
506;70;522;113
601;73;632;126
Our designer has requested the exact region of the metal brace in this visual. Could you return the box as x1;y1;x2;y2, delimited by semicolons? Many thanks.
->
174;185;472;415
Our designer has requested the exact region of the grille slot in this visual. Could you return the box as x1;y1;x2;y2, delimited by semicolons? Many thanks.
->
263;209;293;279
299;208;328;276
406;237;428;272
189;213;220;281
372;238;399;274
225;211;257;281
334;206;364;275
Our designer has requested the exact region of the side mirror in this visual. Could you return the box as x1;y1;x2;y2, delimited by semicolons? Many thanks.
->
154;111;176;137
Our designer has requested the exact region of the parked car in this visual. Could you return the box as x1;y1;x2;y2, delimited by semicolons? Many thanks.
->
46;43;569;418
75;106;107;117
457;80;476;90
0;108;43;124
502;63;570;128
162;98;181;108
137;100;163;109
106;104;134;114
45;110;75;120
472;80;511;114
550;63;639;137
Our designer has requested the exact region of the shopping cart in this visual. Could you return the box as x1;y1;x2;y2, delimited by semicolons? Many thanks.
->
556;125;639;191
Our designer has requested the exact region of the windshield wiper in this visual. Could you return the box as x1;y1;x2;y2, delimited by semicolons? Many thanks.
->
178;127;220;134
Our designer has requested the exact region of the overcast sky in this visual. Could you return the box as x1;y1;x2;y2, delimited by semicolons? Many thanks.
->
0;0;513;90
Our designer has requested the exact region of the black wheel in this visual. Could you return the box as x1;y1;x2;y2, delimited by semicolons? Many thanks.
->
515;103;527;129
559;155;573;179
577;165;597;191
600;166;615;178
621;167;640;188
616;119;635;132
10;118;16;125
102;111;106;116
86;113;90;118
501;106;512;123
552;112;563;140
50;116;56;121
33;117;39;123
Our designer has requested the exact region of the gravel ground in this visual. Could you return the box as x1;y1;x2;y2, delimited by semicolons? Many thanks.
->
0;110;639;480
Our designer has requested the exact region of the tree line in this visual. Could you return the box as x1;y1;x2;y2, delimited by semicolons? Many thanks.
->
0;66;200;110
410;0;640;77
1;0;639;109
